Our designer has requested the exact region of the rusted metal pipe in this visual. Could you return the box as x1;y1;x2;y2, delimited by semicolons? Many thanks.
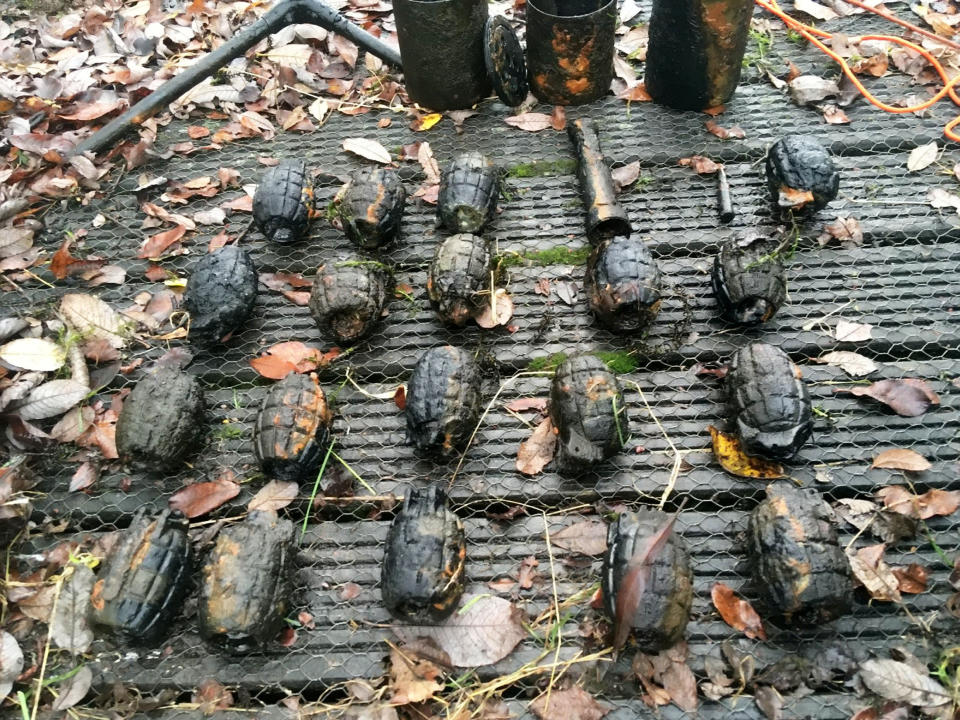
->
393;0;490;110
73;0;402;156
644;0;752;110
526;0;617;105
568;118;631;242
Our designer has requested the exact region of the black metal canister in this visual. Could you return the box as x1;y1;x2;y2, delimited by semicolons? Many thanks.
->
526;0;617;105
645;0;753;110
393;0;491;110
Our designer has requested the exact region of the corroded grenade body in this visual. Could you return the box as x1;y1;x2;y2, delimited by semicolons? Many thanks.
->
308;259;389;344
585;235;662;333
550;354;627;475
765;135;839;212
437;153;499;234
603;510;693;651
199;510;296;650
89;509;191;643
115;366;205;472
728;342;812;461
254;373;332;482
381;485;466;622
749;482;851;624
405;346;482;456
183;245;258;346
427;233;491;326
338;168;406;249
712;236;786;326
253;160;313;244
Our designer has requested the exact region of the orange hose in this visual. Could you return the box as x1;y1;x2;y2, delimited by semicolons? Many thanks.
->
754;0;960;141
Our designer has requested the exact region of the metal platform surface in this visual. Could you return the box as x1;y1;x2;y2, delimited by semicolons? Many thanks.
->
7;2;960;717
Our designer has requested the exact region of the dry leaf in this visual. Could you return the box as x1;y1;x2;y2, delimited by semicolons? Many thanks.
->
0;631;23;699
818;217;862;247
504;398;548;413
138;224;187;259
754;686;783;720
16;380;89;420
848;544;901;602
794;0;839;19
50;665;92;711
859;658;950;707
530;685;610;720
169;479;240;518
711;582;767;640
842;379;939;417
389;646;443;705
611;161;640;192
708;426;785;479
550;105;567;131
473;289;514;328
69;461;99;492
835;319;873;342
618;82;652;101
50;565;94;655
551;520;608;556
504;113;553;132
877;485;959;518
705;120;745;139
821;104;850;125
516;416;557;475
250;342;340;380
907;141;938;172
814;350;876;377
410;112;442;132
678;155;720;174
893;563;928;594
61;294;126;349
392;594;526;668
0;338;65;372
342;138;392;164
394;385;406;410
871;449;932;472
248;480;298;511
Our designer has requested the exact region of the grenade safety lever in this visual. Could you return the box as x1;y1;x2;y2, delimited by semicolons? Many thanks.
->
73;0;403;156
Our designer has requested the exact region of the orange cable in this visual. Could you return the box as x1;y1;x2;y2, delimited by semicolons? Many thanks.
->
754;0;960;141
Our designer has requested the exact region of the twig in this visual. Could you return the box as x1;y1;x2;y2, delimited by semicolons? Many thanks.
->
628;380;684;509
541;512;563;715
30;575;64;720
448;370;554;488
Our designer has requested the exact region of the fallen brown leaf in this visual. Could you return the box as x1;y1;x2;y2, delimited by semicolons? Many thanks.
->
169;479;240;518
678;155;720;174
848;544;901;602
711;582;766;640
504;113;554;132
871;448;932;473
893;563;928;594
842;379;939;417
876;485;959;519
705;120;745;139
516;416;557;475
530;685;609;720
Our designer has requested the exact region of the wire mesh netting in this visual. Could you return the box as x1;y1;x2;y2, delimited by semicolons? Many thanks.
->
3;1;960;718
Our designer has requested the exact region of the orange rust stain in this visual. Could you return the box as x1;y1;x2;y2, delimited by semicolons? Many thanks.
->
787;514;806;542
364;183;387;224
90;578;105;611
129;526;155;570
566;77;591;95
769;495;790;517
203;536;244;628
584;375;613;402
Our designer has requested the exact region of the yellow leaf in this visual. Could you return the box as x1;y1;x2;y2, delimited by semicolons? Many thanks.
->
708;426;784;479
415;113;442;131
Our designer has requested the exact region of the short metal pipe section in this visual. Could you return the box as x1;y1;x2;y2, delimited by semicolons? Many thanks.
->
393;0;491;110
526;0;617;105
568;118;632;242
645;0;753;110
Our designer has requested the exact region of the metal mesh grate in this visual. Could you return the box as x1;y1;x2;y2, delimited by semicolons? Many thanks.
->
7;2;960;717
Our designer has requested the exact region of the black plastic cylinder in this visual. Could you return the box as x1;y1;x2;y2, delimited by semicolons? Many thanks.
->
645;0;752;110
526;0;617;105
393;0;491;110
